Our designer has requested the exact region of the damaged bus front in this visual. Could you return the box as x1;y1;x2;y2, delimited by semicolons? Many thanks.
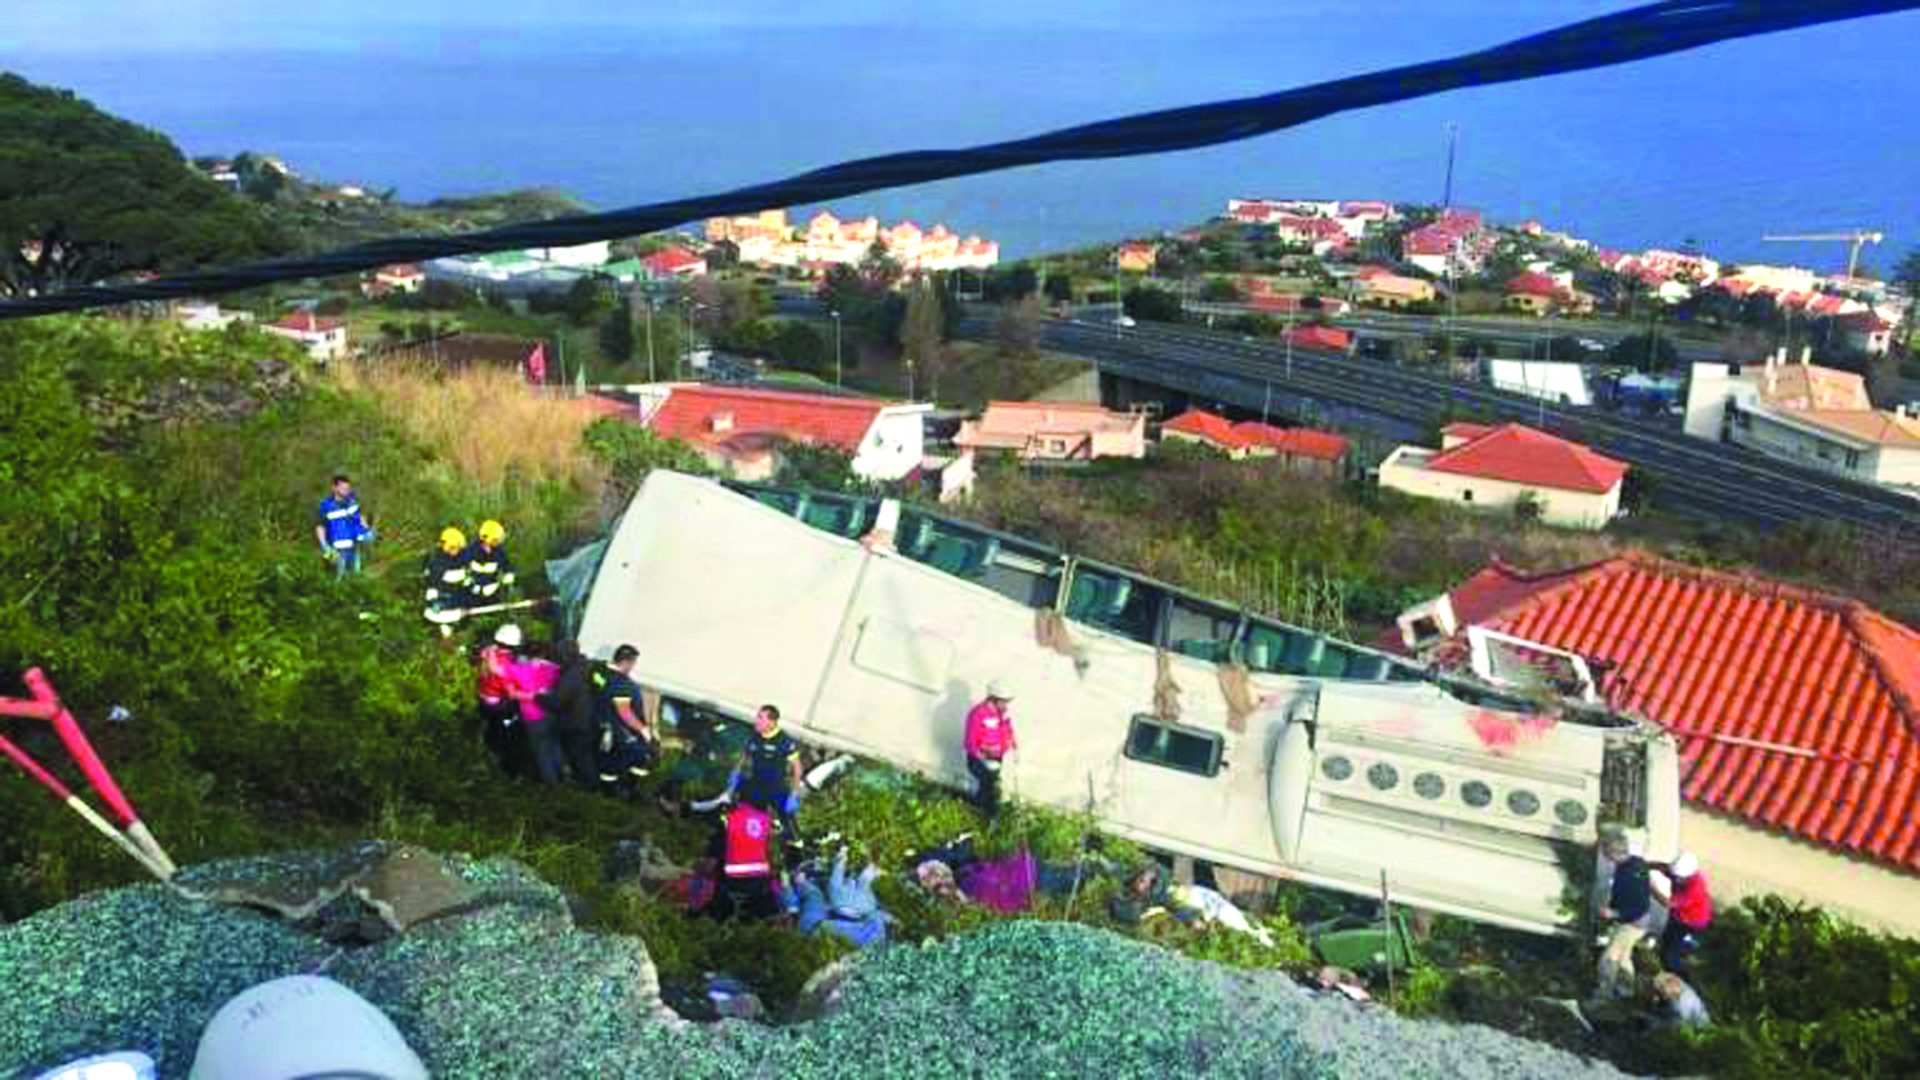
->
577;470;1681;936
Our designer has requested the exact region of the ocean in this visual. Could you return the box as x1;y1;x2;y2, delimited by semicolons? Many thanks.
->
6;6;1917;271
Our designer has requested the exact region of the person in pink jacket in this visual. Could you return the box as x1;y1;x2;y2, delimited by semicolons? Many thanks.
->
964;680;1017;818
510;650;564;785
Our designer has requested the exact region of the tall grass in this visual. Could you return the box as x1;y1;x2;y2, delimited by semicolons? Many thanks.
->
330;359;604;566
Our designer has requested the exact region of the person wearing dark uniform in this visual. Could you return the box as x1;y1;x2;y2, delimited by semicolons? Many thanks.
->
593;644;654;796
737;704;803;843
464;519;517;603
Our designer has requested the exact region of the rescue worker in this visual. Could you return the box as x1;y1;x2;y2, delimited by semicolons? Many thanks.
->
477;623;526;776
1652;852;1713;976
544;640;603;791
963;680;1017;819
314;474;374;577
736;704;804;844
1596;833;1654;1000
423;527;473;634
593;644;654;796
464;520;516;603
710;797;781;921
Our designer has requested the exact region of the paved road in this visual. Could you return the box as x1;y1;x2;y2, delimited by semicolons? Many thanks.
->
1180;302;1720;362
994;317;1919;532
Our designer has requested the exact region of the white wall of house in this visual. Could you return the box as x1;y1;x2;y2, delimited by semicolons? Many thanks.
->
1731;408;1874;480
1378;447;1620;529
264;326;346;362
535;241;612;267
1406;253;1449;278
1869;443;1920;488
851;407;930;481
1684;362;1747;440
1679;808;1920;937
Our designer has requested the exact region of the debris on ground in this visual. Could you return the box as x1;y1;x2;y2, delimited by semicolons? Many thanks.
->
1;847;1635;1079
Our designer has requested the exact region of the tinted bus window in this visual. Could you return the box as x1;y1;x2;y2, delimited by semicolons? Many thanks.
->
1164;595;1240;663
1064;564;1163;643
1124;715;1223;777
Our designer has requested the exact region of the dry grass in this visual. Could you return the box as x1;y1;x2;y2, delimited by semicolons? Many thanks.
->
334;360;598;492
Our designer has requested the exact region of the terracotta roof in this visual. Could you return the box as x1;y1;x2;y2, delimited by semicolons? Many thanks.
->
645;385;892;452
1792;410;1920;448
1162;409;1240;447
1506;272;1563;298
1441;421;1495;443
1285;325;1351;351
1423;423;1627;494
1432;553;1920;870
1233;422;1349;461
1759;363;1872;411
269;312;343;333
641;248;705;274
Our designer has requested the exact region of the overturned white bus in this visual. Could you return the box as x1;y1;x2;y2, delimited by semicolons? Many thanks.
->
576;470;1680;936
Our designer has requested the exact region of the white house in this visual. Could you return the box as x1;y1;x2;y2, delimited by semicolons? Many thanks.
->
1685;351;1920;491
603;383;932;484
1377;422;1628;529
531;241;612;267
263;312;348;362
176;301;251;332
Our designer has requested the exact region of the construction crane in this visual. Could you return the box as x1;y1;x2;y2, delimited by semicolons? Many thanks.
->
1762;230;1884;278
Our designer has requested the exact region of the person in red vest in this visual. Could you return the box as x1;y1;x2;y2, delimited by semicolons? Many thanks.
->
475;624;528;777
1653;851;1713;975
964;680;1018;819
711;798;781;921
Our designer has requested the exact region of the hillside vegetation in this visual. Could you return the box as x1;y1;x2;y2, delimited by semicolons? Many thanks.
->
1;318;1917;1078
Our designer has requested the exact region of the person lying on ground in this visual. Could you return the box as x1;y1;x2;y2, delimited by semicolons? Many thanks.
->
1651;972;1711;1029
908;835;1115;913
789;847;890;949
1110;864;1276;946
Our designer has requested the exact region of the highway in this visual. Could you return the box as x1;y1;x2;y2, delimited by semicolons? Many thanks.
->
1008;317;1920;532
1180;302;1722;363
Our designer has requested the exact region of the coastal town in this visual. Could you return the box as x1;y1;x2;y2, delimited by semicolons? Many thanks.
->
5;41;1920;1079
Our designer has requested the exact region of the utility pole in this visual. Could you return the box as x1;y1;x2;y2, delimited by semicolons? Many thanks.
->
830;309;843;387
642;291;656;383
1441;122;1459;209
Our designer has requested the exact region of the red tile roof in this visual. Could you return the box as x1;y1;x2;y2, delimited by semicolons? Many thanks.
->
1234;422;1349;461
1432;554;1920;870
644;385;890;452
1423;423;1627;494
642;248;706;275
1506;271;1563;298
1162;409;1240;447
1441;421;1495;443
269;312;344;333
1284;325;1352;352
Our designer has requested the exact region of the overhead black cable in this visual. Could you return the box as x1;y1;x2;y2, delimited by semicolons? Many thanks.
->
4;0;1915;319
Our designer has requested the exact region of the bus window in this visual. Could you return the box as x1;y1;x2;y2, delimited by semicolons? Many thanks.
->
1124;714;1224;778
976;541;1065;609
1242;620;1311;674
1064;564;1162;643
799;494;872;538
1164;595;1240;663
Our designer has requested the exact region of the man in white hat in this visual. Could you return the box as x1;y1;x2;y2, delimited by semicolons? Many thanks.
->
1652;851;1713;975
963;680;1018;819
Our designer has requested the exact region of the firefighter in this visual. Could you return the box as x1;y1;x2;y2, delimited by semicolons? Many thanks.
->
313;474;374;577
423;527;472;634
465;519;516;603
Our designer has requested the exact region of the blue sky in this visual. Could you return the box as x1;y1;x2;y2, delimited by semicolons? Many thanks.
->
5;3;1917;268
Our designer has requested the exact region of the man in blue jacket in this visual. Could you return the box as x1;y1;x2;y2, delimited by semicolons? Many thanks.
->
314;474;374;576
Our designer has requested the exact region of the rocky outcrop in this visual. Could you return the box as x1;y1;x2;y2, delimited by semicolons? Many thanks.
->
1;846;1634;1079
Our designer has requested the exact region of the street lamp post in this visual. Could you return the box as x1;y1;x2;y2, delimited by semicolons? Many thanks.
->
644;295;656;383
830;309;843;387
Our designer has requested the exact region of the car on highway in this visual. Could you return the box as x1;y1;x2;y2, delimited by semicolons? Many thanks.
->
1112;314;1137;328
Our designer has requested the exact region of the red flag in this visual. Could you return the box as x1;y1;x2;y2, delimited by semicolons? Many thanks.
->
524;342;548;385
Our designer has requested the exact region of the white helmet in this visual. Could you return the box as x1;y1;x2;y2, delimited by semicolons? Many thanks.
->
493;623;524;648
986;679;1012;700
1670;852;1700;879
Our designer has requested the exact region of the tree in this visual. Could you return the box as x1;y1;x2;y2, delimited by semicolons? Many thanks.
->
599;296;636;362
770;321;827;375
1122;285;1183;323
995;294;1044;358
562;277;609;326
1512;491;1545;525
1893;248;1920;298
1608;332;1679;373
902;279;946;400
0;74;288;296
1044;273;1074;304
1199;278;1244;303
706;239;740;270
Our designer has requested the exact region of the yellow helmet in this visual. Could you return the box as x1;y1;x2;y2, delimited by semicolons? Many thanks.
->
478;519;506;546
439;526;467;554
